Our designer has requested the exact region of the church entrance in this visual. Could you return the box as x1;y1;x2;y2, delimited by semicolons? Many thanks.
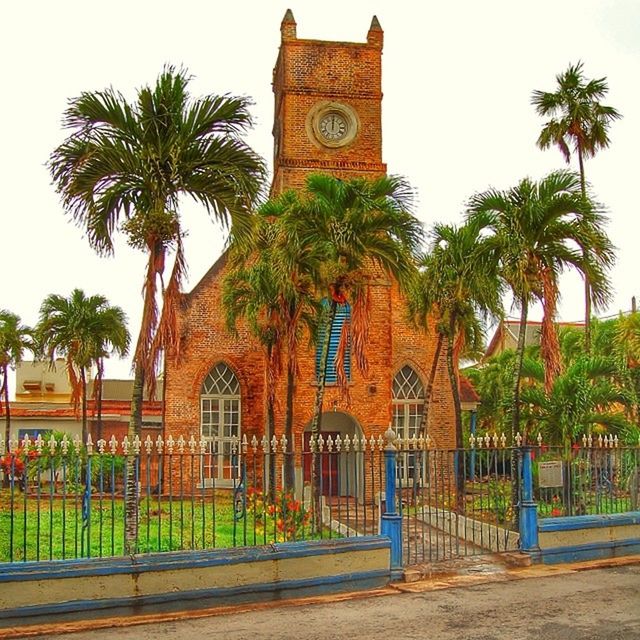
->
303;412;364;498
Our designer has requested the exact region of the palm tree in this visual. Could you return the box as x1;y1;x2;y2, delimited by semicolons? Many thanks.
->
49;67;265;552
467;170;614;444
521;356;630;449
48;66;265;443
37;290;129;445
532;62;621;352
224;194;319;492
0;311;33;454
409;220;503;450
290;174;423;441
90;306;130;442
608;312;640;434
224;258;282;499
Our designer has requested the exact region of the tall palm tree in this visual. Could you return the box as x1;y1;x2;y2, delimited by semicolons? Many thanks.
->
532;62;621;352
49;67;265;552
409;220;503;450
224;258;282;499
48;66;265;443
224;194;319;491
467;170;614;443
37;290;129;445
0;311;33;454
290;174;423;441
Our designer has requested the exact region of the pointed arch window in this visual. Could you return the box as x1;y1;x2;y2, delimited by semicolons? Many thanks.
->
392;366;425;482
200;363;241;484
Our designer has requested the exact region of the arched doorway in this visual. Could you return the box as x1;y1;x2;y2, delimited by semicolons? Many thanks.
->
303;411;364;498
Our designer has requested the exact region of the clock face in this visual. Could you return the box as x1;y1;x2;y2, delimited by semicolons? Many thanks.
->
319;112;348;141
307;102;358;148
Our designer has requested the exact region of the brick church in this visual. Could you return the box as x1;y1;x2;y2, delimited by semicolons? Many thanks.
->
163;11;458;489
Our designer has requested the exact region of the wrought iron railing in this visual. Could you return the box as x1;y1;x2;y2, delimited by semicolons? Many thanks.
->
0;432;387;563
394;436;519;565
531;435;640;518
2;431;637;566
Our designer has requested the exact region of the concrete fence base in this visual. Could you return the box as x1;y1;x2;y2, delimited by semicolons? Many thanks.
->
531;511;640;564
0;537;391;628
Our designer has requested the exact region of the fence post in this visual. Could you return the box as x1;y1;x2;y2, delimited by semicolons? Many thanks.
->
380;427;402;571
469;410;477;480
519;446;539;553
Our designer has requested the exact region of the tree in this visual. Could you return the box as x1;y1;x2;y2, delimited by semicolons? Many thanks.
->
49;67;265;552
532;62;621;352
521;356;630;450
225;192;326;492
290;174;422;442
467;170;614;444
409;220;503;451
37;289;129;445
90;306;130;442
49;66;265;440
0;311;33;454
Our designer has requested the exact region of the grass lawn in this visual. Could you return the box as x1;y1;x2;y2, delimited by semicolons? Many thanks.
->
0;489;324;563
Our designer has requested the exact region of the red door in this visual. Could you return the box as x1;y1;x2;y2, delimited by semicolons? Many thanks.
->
303;432;339;496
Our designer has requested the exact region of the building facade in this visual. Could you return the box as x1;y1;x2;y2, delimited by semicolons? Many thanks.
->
162;12;456;491
4;360;162;445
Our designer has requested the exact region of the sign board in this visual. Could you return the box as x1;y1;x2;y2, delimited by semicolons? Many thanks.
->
538;461;563;488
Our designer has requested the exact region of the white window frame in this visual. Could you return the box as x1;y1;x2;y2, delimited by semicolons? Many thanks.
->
200;364;241;487
392;366;425;485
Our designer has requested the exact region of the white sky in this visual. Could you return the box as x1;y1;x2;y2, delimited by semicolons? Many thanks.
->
2;0;639;386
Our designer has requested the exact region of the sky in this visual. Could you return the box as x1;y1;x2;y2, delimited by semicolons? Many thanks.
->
2;0;639;387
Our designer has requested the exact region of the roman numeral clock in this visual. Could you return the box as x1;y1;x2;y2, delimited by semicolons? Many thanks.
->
308;102;359;148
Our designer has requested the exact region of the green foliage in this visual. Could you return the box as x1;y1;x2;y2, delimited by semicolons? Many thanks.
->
473;311;640;445
488;479;511;524
532;61;621;169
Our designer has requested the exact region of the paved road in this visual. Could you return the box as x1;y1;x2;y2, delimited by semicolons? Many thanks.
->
38;565;640;640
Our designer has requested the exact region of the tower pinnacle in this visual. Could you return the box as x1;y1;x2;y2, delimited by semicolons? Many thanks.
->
281;9;297;41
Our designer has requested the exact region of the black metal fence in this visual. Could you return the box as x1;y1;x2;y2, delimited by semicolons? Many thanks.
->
395;438;519;565
532;437;640;518
0;433;387;563
2;432;637;567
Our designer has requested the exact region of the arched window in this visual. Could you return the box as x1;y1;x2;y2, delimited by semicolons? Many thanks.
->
315;302;351;384
392;366;425;482
201;363;241;483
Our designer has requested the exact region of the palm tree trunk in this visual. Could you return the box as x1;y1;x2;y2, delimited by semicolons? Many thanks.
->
418;331;445;437
512;298;529;441
310;300;338;439
446;317;465;512
124;365;144;555
266;345;276;502
577;143;592;355
2;365;9;451
284;360;295;491
511;297;529;524
96;359;104;443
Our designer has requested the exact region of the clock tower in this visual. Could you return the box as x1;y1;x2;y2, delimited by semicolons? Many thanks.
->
271;10;387;195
